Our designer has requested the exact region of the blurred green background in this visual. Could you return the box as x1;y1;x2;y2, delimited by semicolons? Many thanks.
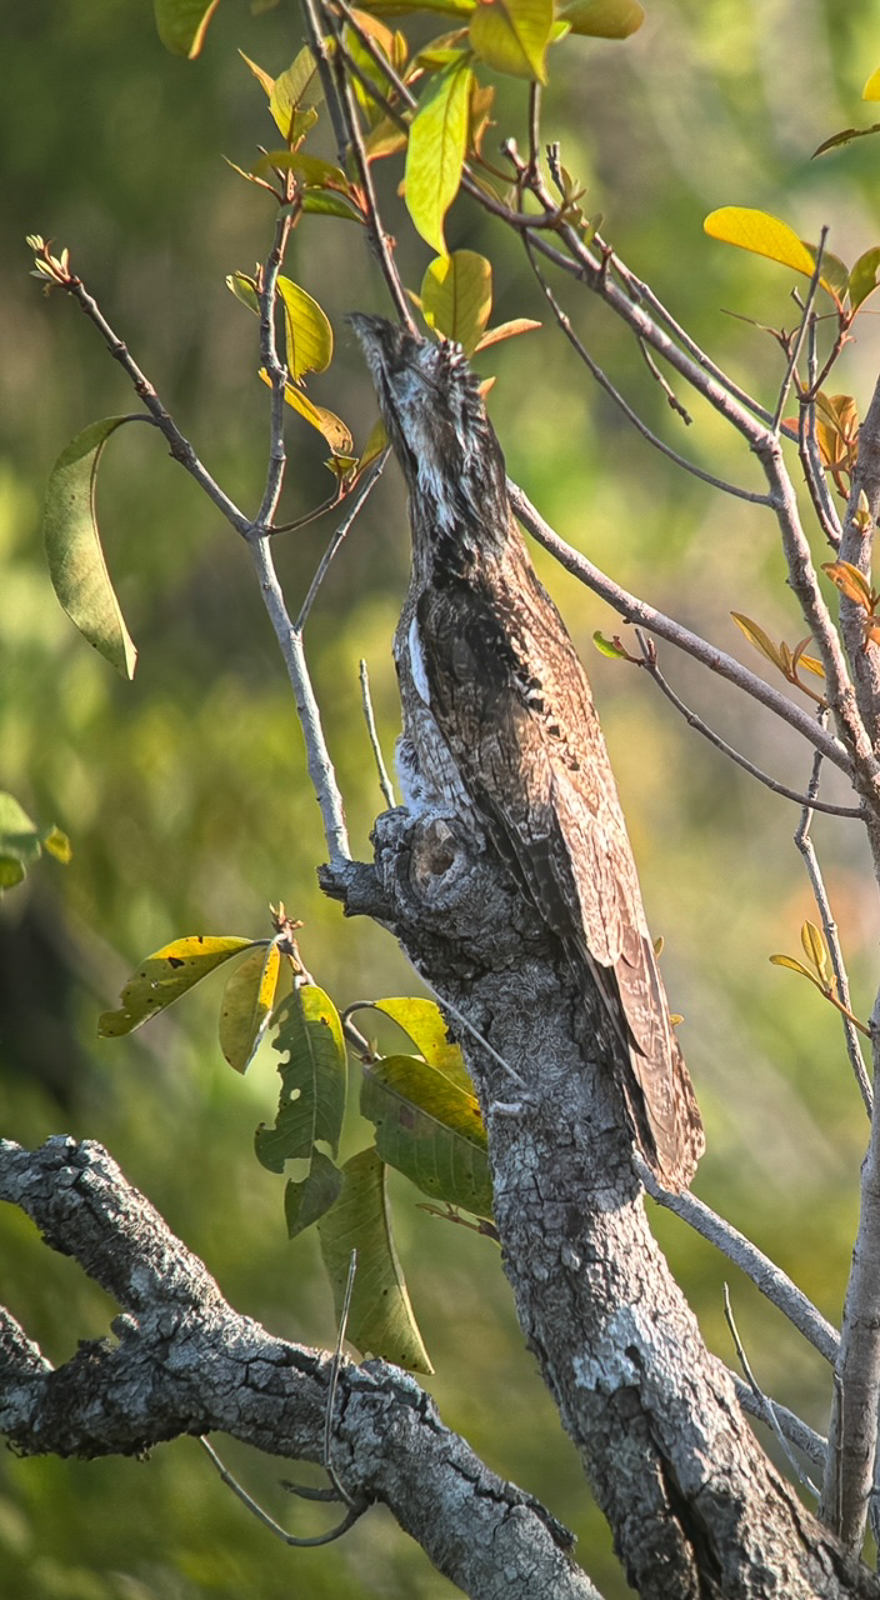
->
3;1;880;1595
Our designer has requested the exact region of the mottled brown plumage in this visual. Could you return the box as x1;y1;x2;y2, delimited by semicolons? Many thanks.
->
351;315;704;1191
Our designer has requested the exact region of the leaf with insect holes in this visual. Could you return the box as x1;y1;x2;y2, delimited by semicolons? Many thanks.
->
99;937;255;1036
218;942;282;1073
43;418;139;680
254;985;346;1171
318;1147;433;1372
361;1054;492;1217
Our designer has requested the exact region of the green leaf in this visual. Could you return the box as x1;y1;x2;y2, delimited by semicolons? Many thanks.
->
254;986;347;1171
318;1148;433;1372
99;936;255;1037
0;794;71;896
226;272;260;314
357;0;475;14
556;0;644;37
276;279;334;380
849;247;880;312
43;418;139;679
252;151;351;191
361;1054;492;1216
421;250;492;355
269;46;324;140
405;61;473;255
301;190;366;223
469;0;553;82
153;0;221;57
219;942;281;1073
592;630;628;660
285;1151;343;1239
703;208;841;298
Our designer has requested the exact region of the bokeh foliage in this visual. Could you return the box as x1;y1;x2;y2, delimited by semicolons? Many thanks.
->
3;1;880;1595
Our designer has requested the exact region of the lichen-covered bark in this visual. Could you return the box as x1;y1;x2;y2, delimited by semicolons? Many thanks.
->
323;807;880;1599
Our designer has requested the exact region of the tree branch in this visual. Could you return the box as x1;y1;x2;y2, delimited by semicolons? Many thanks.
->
0;1137;598;1600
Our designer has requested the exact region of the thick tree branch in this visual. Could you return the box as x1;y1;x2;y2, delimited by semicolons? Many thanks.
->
0;1137;597;1600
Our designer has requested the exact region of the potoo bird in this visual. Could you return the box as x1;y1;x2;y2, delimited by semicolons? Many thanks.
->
350;314;704;1192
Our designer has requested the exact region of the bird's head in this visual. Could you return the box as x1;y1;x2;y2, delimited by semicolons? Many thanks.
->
348;315;508;552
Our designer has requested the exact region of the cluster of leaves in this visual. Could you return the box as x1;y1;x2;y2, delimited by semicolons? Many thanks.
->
771;920;870;1040
98;916;492;1370
730;612;826;707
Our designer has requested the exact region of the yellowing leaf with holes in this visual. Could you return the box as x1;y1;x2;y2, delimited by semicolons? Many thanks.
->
254;986;346;1170
276;278;333;380
43;417;139;680
218;942;281;1073
469;0;553;80
154;0;220;57
318;1148;433;1372
557;0;644;37
361;1054;491;1216
405;60;473;254
284;1151;343;1239
704;208;839;296
421;250;492;354
99;937;255;1036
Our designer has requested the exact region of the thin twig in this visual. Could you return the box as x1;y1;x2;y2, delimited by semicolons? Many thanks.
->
723;1286;819;1499
325;1249;358;1506
637;335;693;425
506;479;855;781
771;228;827;436
729;1373;827;1473
794;748;872;1112
637;1158;839;1364
797;321;843;550
257;207;295;529
300;0;350;166
521;243;768;504
294;449;390;634
199;1437;362;1546
634;632;863;819
359;659;396;808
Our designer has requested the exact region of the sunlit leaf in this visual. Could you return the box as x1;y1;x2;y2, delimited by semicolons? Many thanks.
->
252;151;351;190
421;250;492;354
864;68;880;101
99;936;254;1037
703;208;840;298
475;316;541;350
239;51;275;97
257;369;354;454
362;1054;491;1216
822;561;873;609
469;0;553;81
556;0;644;37
730;612;785;671
405;60;473;255
769;953;823;989
317;1148;433;1372
357;0;474;14
301;190;366;222
226;271;260;313
270;45;324;139
154;0;221;57
801;920;830;984
219;941;281;1073
364;996;473;1088
357;416;389;474
43;417;139;680
285;1151;343;1238
364;115;409;161
276;278;334;379
254;986;346;1170
849;247;880;312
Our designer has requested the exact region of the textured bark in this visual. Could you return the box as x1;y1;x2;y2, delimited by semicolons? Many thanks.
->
0;1136;596;1600
322;807;880;1599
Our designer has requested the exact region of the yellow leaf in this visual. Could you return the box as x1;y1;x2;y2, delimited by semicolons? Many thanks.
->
469;0;553;81
475;316;541;350
864;67;880;101
421;250;492;354
257;369;354;454
822;561;873;610
405;61;473;255
276;278;334;379
219;942;281;1073
730;612;785;672
704;207;836;294
769;953;823;990
800;920;830;984
99;936;255;1037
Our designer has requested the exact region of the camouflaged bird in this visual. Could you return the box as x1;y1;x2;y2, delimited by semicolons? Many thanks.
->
350;314;704;1192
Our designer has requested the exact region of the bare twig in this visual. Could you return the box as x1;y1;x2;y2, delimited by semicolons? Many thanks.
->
723;1284;819;1499
324;1249;359;1505
771;229;827;437
637;1158;839;1365
635;631;863;818
730;1373;827;1473
820;996;880;1552
794;750;872;1113
256;206;295;529
200;1437;362;1546
294;449;390;633
359;659;396;809
507;479;856;781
